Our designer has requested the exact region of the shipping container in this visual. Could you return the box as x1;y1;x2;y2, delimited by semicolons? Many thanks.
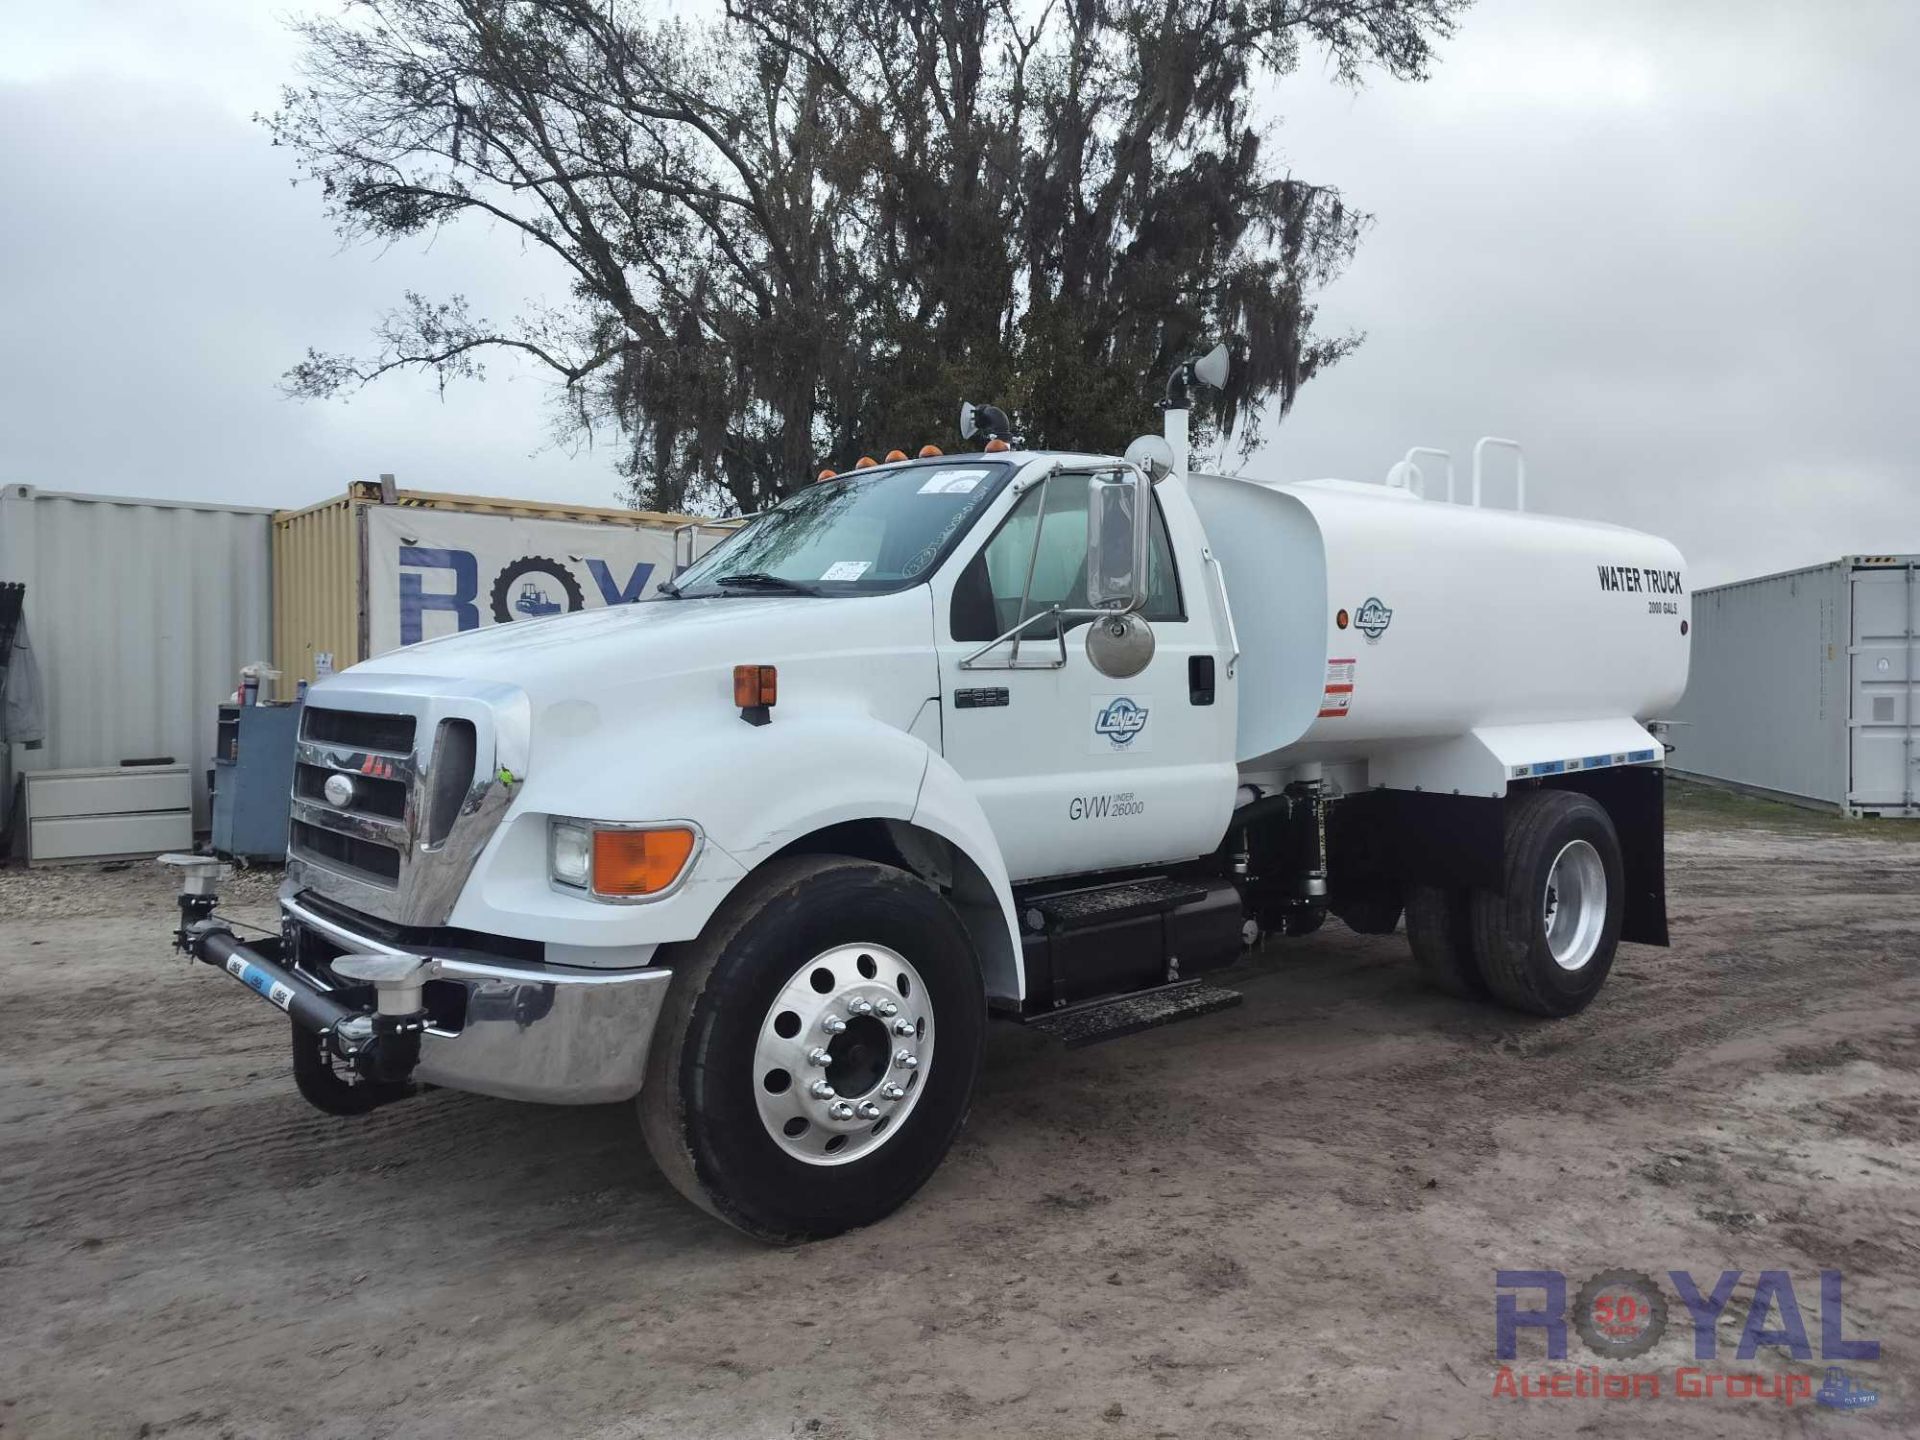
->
1666;555;1918;817
0;485;275;829
273;481;733;689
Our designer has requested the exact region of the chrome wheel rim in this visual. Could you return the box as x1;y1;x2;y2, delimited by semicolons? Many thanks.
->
1543;839;1607;971
753;943;933;1166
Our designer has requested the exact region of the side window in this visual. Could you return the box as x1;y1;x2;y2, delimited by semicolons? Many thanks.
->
951;476;1184;642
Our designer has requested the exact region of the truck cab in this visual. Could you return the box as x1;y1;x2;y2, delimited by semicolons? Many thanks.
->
168;385;1689;1241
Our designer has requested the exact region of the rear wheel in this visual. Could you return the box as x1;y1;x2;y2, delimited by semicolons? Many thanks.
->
639;855;985;1241
1335;894;1404;936
1405;885;1484;998
1471;790;1623;1017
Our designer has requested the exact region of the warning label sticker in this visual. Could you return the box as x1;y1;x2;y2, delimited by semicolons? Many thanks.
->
1319;657;1356;719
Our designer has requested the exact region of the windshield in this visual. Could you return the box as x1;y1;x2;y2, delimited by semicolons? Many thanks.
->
668;460;1016;598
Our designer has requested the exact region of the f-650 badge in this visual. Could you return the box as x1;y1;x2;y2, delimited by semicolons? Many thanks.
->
1355;597;1393;641
1094;697;1150;748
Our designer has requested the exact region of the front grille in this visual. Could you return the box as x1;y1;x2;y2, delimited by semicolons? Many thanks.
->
302;707;416;754
291;820;402;884
288;690;513;927
294;761;408;819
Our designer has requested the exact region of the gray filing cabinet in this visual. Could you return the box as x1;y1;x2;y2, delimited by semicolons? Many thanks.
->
23;765;194;864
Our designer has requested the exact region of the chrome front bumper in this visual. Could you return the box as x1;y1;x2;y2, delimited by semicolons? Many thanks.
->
284;896;671;1105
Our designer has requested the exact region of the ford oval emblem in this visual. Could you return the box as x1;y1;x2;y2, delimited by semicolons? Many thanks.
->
323;773;357;809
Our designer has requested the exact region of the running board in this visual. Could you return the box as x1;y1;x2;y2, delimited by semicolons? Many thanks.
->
1023;979;1242;1048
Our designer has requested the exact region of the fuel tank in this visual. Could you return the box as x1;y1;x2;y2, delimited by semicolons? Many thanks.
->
1185;472;1691;774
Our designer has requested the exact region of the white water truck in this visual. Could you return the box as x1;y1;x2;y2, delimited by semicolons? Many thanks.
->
165;347;1690;1240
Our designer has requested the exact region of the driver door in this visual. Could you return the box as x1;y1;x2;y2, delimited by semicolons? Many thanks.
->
932;470;1236;883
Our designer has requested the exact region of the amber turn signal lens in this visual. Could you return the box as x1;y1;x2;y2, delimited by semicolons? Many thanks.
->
592;826;696;897
918;444;943;458
1336;608;1350;630
733;663;777;708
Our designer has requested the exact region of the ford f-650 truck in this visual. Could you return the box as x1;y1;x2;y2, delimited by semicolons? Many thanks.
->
167;352;1689;1240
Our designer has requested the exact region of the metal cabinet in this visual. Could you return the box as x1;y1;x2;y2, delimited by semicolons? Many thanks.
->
211;702;303;862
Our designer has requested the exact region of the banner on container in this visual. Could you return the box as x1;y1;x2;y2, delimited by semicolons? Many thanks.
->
365;506;720;657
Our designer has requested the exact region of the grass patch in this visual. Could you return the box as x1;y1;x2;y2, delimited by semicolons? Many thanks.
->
1666;776;1920;840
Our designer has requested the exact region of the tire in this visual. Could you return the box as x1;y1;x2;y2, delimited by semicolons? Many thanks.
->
1405;884;1485;998
1335;895;1404;936
1280;908;1326;938
639;855;986;1241
1470;790;1624;1017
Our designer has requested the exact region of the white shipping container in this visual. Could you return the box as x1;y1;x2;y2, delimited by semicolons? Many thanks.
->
0;486;275;829
1666;556;1918;816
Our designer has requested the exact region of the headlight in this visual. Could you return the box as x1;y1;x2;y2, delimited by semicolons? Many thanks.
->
548;818;699;901
549;821;593;889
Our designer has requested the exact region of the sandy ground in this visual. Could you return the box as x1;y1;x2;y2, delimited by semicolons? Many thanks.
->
2;799;1917;1439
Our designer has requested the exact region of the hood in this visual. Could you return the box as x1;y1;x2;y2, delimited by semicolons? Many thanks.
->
315;588;941;730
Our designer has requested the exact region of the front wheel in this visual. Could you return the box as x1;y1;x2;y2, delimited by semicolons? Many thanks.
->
1470;790;1624;1017
639;855;986;1241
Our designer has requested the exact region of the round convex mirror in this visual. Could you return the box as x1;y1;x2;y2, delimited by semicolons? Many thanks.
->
1085;610;1155;679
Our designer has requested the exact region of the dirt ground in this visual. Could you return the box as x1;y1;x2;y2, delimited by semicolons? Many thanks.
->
2;784;1916;1439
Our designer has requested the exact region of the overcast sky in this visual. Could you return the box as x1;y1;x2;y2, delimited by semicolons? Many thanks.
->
3;0;1915;585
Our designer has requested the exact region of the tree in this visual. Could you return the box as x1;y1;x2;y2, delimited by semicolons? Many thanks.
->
272;0;1467;514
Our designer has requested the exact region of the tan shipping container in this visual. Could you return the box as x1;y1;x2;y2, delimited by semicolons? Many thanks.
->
273;482;726;692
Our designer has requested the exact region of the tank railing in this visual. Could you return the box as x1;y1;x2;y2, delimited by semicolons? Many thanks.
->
1400;447;1456;502
1471;437;1526;511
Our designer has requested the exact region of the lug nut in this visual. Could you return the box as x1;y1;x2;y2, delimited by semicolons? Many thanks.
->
847;998;874;1016
828;1100;856;1121
881;1084;906;1101
894;1050;918;1070
892;1018;916;1036
856;1100;882;1120
875;999;899;1017
807;1047;832;1067
809;1080;836;1100
821;1015;847;1034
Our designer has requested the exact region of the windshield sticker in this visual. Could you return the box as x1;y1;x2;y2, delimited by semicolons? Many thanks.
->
918;469;991;495
820;560;872;582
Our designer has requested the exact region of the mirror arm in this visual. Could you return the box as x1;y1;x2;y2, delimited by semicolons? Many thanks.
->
959;605;1112;671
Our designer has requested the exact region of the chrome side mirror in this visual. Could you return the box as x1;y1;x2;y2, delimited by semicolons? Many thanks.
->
1085;468;1150;613
1123;434;1175;483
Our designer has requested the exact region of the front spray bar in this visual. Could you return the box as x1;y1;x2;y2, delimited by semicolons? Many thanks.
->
160;854;428;1091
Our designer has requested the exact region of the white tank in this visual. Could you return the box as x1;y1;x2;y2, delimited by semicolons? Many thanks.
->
1184;472;1690;791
